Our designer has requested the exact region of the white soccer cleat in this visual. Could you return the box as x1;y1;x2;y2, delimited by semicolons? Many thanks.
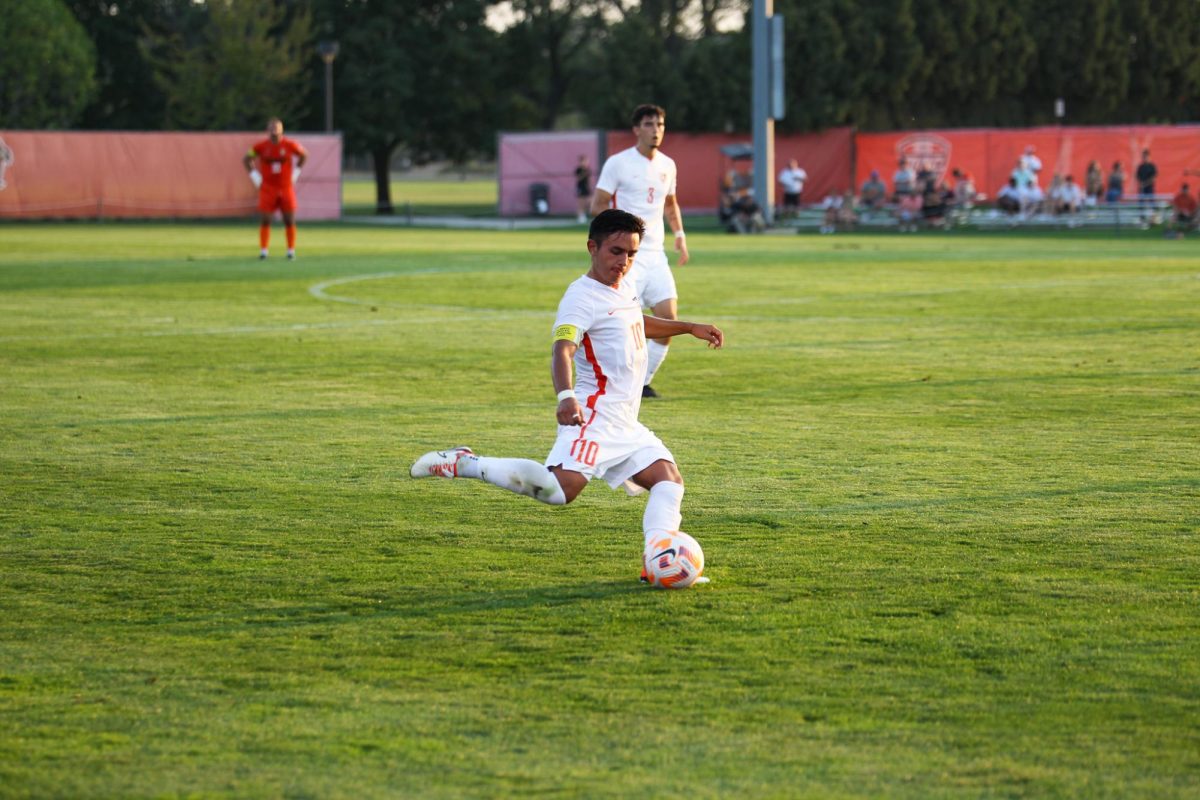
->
410;446;473;479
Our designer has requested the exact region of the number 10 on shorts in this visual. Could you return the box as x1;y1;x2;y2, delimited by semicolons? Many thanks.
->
570;438;599;466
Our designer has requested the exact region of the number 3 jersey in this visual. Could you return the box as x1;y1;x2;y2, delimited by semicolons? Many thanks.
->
552;274;648;430
594;147;678;253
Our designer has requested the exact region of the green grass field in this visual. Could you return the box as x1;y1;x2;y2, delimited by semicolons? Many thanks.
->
342;177;496;216
1;223;1197;798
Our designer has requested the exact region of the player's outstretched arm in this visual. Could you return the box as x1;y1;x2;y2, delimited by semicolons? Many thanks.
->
643;316;723;349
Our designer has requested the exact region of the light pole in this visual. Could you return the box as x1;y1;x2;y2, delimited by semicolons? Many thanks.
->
317;40;339;132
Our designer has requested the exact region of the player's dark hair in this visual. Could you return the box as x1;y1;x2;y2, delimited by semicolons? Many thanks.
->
589;209;645;245
631;104;665;127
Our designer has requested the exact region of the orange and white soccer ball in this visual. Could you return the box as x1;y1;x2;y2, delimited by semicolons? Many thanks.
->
643;532;705;589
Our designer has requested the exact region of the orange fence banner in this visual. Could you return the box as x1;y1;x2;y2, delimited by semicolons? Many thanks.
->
0;131;341;220
855;125;1200;200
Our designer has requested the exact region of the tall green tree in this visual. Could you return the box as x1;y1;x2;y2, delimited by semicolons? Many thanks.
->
315;0;499;212
141;0;312;130
1119;0;1200;123
0;0;97;128
67;0;191;130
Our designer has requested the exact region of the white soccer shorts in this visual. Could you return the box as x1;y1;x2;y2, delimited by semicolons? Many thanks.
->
630;249;676;308
544;419;674;496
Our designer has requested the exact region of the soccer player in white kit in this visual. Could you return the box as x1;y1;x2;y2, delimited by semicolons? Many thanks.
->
590;104;689;399
410;210;723;581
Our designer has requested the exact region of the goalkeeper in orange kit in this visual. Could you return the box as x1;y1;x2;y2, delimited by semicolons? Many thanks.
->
243;117;308;260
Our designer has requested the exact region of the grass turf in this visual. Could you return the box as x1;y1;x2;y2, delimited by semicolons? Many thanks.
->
1;223;1198;798
341;178;496;216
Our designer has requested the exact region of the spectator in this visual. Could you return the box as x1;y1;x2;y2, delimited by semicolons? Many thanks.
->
819;193;842;234
1018;180;1045;217
1136;149;1158;208
892;158;916;200
730;187;765;234
1106;161;1125;203
1085;160;1104;205
1011;157;1035;190
1170;182;1197;235
1054;175;1084;214
860;170;887;209
1020;145;1043;184
777;158;807;218
897;191;922;231
996;178;1021;214
836;190;859;230
920;178;948;226
574;154;592;223
951;168;977;210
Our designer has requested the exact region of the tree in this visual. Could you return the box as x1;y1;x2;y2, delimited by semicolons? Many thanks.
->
0;0;97;128
66;0;191;130
315;0;499;212
141;0;312;131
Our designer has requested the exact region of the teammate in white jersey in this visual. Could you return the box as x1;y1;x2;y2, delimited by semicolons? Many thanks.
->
410;210;723;581
590;104;689;399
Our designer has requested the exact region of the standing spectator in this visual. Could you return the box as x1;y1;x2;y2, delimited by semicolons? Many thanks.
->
1020;145;1043;185
892;158;916;200
859;170;887;209
1105;161;1125;203
1085;160;1104;205
243;117;308;260
1170;183;1197;235
777;158;807;218
574;155;592;223
1011;157;1035;190
590;104;689;399
1136;149;1158;209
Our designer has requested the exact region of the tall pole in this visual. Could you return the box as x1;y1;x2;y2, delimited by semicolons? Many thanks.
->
317;41;339;133
752;0;776;224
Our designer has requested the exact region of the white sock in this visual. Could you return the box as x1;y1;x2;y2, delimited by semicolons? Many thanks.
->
457;455;566;505
645;340;669;385
643;481;684;545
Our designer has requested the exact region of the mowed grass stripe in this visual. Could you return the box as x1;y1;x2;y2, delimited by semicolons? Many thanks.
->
1;223;1197;798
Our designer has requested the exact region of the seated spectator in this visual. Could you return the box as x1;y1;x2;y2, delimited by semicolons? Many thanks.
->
860;170;887;209
996;178;1021;214
836;190;859;230
1018;180;1044;217
951;168;977;209
819;193;842;234
1171;183;1198;234
896;191;922;232
892;158;916;201
729;187;765;234
1106;161;1125;203
1054;175;1084;214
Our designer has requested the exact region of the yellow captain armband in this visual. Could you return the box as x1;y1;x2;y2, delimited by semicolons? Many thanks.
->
552;324;580;344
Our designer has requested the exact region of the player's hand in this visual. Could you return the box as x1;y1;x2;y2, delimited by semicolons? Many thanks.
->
675;235;690;266
248;169;263;188
691;323;723;349
557;397;584;426
293;167;302;183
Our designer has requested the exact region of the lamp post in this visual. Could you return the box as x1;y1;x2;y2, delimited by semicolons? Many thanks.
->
317;40;339;132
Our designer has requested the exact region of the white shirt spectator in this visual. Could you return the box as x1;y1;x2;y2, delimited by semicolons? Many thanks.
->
779;165;807;195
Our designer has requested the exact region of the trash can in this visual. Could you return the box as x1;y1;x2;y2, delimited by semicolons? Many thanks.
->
530;183;550;216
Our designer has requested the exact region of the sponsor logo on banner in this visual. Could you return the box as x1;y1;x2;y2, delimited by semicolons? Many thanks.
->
896;133;951;183
0;137;13;190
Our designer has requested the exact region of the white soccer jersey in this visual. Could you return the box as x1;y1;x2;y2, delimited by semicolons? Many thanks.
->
595;147;677;253
552;274;648;428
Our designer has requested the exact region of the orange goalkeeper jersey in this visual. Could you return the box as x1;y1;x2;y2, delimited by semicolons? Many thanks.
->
250;137;306;188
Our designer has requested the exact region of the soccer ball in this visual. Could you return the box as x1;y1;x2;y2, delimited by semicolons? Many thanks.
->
643;531;705;589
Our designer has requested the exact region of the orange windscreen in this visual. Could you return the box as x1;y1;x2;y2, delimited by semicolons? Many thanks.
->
0;130;341;220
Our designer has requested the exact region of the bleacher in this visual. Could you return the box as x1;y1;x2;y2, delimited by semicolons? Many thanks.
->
780;197;1177;233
